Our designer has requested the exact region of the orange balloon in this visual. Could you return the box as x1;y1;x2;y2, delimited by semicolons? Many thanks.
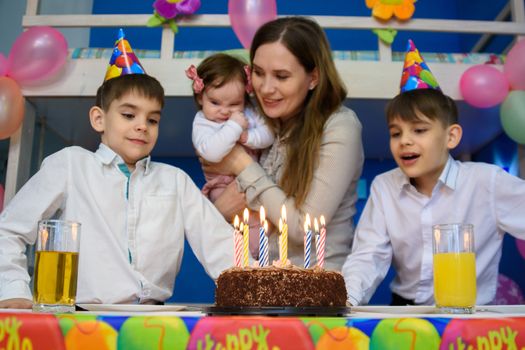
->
0;77;25;139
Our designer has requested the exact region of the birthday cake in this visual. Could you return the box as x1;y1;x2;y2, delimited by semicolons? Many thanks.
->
215;265;348;307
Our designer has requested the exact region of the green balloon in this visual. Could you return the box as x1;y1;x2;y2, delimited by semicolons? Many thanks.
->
500;91;525;144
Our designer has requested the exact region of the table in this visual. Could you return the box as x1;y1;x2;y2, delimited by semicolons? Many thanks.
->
1;305;525;349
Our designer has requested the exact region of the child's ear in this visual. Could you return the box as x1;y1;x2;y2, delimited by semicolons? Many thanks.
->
89;106;105;133
446;123;462;150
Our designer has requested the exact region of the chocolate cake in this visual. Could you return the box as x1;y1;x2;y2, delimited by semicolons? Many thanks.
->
215;266;348;307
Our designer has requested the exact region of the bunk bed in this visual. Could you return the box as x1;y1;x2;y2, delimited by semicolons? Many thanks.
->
5;0;525;203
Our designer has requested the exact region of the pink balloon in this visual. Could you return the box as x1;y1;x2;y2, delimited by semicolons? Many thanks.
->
504;39;525;90
0;77;25;139
7;26;68;86
459;64;509;108
228;0;277;49
0;54;7;77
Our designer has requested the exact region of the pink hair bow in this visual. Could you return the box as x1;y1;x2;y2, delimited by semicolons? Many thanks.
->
185;65;204;93
244;65;253;94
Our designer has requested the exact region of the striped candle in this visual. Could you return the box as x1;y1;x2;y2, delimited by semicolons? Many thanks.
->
314;217;320;267
242;208;250;267
233;215;242;267
279;205;288;265
259;207;269;266
259;220;269;267
318;215;326;269
304;214;312;268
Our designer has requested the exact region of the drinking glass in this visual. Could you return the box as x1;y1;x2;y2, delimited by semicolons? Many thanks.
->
32;220;81;313
432;223;476;314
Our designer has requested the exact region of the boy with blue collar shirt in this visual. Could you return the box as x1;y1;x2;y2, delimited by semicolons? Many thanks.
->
343;40;525;306
0;30;234;308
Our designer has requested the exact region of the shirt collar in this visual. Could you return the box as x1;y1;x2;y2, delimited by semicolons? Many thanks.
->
393;168;411;195
395;155;458;194
95;143;152;174
438;155;458;190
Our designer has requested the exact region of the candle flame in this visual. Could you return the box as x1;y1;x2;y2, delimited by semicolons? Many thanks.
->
320;215;326;227
464;232;470;250
279;218;283;233
314;217;319;233
41;228;49;249
233;215;240;229
72;223;79;242
305;213;311;230
243;208;249;223
281;204;287;223
260;206;266;224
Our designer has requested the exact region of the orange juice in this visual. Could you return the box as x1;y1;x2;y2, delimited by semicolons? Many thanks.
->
433;252;476;307
33;251;79;306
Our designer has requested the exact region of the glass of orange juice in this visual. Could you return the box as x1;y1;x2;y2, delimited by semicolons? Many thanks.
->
33;220;81;313
432;223;476;314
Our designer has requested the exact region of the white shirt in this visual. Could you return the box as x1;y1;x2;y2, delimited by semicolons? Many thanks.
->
192;107;274;163
343;156;525;306
0;144;234;304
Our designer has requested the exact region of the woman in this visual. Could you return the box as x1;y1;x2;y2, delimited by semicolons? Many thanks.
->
206;16;364;271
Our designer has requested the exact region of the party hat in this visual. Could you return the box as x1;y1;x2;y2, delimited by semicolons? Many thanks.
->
104;28;146;82
400;39;440;93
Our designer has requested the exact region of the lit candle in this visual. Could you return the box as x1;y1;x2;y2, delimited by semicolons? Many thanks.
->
233;215;242;267
318;215;326;269
304;214;312;268
259;207;269;267
242;208;250;268
260;220;269;267
314;217;320;267
279;205;288;265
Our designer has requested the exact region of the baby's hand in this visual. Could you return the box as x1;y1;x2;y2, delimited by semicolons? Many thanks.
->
230;111;248;130
239;130;249;144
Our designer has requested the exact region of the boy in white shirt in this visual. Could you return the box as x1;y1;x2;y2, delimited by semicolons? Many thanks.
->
343;40;525;306
0;29;234;308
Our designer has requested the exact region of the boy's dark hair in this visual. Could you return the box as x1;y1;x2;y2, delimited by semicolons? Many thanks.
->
386;89;458;127
95;74;165;111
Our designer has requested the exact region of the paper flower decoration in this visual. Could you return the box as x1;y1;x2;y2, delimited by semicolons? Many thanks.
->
148;0;201;33
366;0;416;21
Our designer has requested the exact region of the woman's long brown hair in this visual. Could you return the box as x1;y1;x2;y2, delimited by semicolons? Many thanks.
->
250;17;347;206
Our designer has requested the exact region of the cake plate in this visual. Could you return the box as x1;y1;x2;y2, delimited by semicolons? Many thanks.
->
205;306;351;317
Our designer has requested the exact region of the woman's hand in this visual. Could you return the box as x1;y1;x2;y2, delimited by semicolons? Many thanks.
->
212;181;247;221
0;298;32;309
201;143;254;176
